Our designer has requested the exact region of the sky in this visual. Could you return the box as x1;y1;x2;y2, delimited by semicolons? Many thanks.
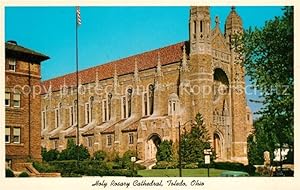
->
5;6;284;117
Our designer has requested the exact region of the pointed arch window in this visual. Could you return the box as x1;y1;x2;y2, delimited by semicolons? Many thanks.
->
108;93;112;120
200;20;203;33
42;106;47;130
74;100;78;125
168;93;179;115
85;96;94;124
149;84;154;115
127;88;132;117
122;96;127;119
143;92;148;116
102;99;108;122
55;103;62;128
90;96;94;122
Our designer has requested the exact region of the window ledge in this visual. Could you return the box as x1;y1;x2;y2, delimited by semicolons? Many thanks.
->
5;107;23;111
5;143;24;147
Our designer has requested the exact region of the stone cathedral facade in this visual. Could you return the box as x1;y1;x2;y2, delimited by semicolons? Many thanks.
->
41;6;252;164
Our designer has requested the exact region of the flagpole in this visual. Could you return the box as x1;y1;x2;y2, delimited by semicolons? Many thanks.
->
76;6;80;164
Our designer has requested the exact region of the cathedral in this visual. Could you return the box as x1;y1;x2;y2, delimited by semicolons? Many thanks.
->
41;6;253;164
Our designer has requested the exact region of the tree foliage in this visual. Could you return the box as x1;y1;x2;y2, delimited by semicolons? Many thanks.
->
156;140;173;162
236;7;293;153
180;113;211;164
59;139;90;161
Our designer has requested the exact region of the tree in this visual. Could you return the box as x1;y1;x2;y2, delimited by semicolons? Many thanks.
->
247;118;277;165
156;140;173;162
59;139;90;161
180;113;211;164
93;150;107;161
235;7;294;160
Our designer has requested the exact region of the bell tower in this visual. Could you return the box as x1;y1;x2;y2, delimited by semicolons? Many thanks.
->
187;6;213;141
189;6;211;55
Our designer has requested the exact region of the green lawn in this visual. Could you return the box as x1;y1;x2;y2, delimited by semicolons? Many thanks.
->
138;168;228;177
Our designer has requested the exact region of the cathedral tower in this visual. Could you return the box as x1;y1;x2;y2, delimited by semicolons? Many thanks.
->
187;6;214;139
225;6;250;163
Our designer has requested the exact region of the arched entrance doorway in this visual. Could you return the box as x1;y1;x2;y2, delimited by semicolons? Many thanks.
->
145;133;161;161
213;133;223;159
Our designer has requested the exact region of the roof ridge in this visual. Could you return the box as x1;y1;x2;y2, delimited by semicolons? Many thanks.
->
42;41;186;83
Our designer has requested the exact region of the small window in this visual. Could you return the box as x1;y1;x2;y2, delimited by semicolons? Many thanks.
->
13;93;20;108
13;127;20;144
129;133;134;144
173;102;176;112
5;127;10;143
53;140;58;149
8;59;16;71
200;20;203;33
5;92;10;107
87;137;93;147
107;135;112;146
55;109;59;128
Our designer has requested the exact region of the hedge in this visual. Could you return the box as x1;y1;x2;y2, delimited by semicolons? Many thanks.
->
33;162;59;173
49;160;108;175
19;172;30;177
214;162;256;176
152;161;178;169
6;169;15;177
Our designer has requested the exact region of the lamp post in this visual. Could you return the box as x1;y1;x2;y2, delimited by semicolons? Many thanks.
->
178;120;193;177
131;156;136;177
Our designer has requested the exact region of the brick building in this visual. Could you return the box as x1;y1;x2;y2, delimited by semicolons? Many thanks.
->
41;6;252;164
5;41;49;170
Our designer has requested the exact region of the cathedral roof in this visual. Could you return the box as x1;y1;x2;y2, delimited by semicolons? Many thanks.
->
41;41;186;94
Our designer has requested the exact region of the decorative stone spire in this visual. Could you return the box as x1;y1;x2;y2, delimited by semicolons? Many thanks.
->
95;70;99;86
113;63;118;92
225;6;243;39
181;44;188;71
134;58;139;82
215;16;220;27
156;52;163;76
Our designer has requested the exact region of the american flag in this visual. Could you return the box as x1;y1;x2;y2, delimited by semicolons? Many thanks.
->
76;6;81;25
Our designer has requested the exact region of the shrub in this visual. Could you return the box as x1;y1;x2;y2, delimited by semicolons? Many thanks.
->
184;162;198;169
6;169;15;177
244;164;256;176
93;150;107;161
121;150;136;169
135;163;146;170
33;162;59;173
19;172;30;177
49;160;108;176
42;149;60;162
84;169;139;177
59;139;90;161
152;161;178;169
214;162;245;171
